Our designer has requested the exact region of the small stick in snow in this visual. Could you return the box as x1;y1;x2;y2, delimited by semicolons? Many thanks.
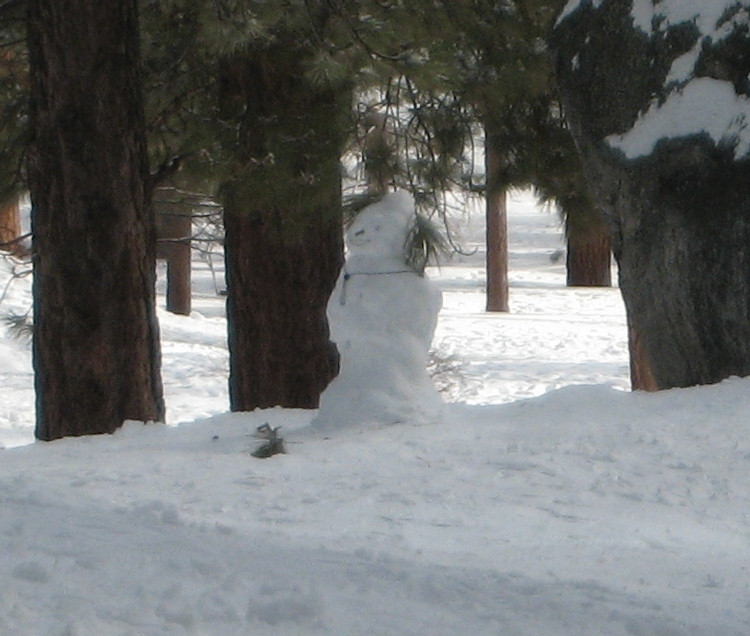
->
251;423;286;458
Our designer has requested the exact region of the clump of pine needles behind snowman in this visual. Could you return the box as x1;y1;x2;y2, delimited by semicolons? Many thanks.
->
403;213;450;275
342;190;451;275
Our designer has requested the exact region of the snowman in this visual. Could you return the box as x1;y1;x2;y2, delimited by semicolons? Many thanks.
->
313;190;443;430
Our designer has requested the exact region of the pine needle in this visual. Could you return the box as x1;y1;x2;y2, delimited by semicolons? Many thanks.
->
404;213;449;275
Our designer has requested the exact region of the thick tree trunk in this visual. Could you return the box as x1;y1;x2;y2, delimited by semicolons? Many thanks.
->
484;125;509;312
27;0;164;439
223;204;342;410
565;216;612;287
218;47;345;410
552;2;750;390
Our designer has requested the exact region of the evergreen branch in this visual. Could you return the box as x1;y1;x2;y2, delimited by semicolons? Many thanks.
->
146;81;214;131
333;3;411;64
0;37;24;49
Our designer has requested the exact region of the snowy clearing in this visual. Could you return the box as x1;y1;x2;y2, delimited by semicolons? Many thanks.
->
1;191;748;635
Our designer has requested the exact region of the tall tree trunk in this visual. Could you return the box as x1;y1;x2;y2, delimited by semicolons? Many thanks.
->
553;2;750;390
155;209;192;316
164;231;191;316
27;0;164;439
484;123;509;312
218;47;345;411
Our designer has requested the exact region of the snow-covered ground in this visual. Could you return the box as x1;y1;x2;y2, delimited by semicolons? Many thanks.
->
1;191;749;635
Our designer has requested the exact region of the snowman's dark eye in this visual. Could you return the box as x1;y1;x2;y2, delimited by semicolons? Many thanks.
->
354;229;365;236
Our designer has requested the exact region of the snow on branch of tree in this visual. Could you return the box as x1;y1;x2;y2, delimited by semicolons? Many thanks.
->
606;77;750;159
560;1;750;160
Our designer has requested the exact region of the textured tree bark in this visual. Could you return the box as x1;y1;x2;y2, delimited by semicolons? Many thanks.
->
219;47;345;410
484;125;510;313
566;219;612;287
223;204;342;410
27;0;164;439
552;2;750;390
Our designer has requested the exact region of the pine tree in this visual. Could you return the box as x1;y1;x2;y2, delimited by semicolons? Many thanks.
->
520;97;612;287
443;0;556;310
552;1;750;390
196;2;360;410
27;0;164;439
349;1;607;307
458;1;611;292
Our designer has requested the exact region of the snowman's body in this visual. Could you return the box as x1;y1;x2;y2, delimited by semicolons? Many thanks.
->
313;191;443;429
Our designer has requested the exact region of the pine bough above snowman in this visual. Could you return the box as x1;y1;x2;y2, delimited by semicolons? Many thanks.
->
313;190;445;430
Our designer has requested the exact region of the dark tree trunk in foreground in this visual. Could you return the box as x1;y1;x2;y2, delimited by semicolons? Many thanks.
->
27;0;164;439
552;2;750;390
485;125;509;312
219;48;345;410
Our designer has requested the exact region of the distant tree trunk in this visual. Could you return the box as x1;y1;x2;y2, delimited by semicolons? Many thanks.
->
566;229;611;287
156;209;192;316
0;193;21;253
553;2;750;390
27;0;164;440
564;198;611;287
164;231;191;316
218;47;345;410
484;123;509;312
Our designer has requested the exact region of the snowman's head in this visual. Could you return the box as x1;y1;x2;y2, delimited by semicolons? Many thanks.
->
345;192;414;265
